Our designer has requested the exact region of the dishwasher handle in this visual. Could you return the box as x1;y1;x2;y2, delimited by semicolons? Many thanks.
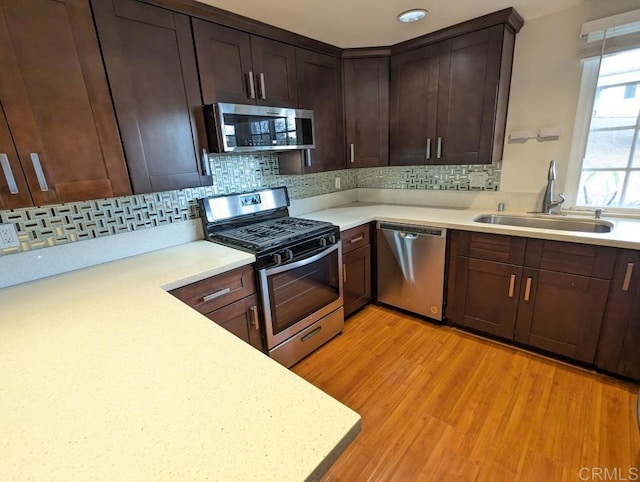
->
377;221;445;238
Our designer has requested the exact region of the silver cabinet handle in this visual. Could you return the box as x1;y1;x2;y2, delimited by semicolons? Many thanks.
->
524;277;532;301
350;143;355;164
258;72;266;100
30;153;49;191
247;71;256;99
201;148;211;176
622;263;634;292
250;305;260;331
304;149;311;167
202;287;231;303
349;234;364;244
301;326;322;342
508;274;516;298
436;137;442;159
425;138;431;160
343;263;347;283
0;153;18;194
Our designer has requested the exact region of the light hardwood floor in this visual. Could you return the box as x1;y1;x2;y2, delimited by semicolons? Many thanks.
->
292;305;640;481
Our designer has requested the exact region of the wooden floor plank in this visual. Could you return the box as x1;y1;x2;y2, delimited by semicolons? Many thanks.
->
292;305;640;481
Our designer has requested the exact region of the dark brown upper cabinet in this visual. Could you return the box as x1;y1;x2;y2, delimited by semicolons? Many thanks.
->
192;20;298;108
389;44;440;166
390;10;521;166
278;48;345;174
344;57;390;168
0;0;131;208
91;0;210;194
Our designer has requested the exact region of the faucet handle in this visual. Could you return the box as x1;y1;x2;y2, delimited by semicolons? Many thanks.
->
558;192;566;203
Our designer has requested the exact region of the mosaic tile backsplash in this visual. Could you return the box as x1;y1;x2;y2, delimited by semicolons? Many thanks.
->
0;154;500;256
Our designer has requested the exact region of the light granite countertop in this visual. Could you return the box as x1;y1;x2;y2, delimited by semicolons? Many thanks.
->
301;202;640;250
0;241;361;481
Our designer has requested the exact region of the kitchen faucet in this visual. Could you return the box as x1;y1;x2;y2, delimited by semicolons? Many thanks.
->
541;160;565;214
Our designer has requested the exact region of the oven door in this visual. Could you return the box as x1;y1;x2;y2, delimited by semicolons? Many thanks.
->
259;242;343;350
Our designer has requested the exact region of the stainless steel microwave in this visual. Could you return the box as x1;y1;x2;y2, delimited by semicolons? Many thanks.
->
203;103;315;153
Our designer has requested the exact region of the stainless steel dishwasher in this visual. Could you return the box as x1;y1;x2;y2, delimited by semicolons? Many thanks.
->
376;222;446;320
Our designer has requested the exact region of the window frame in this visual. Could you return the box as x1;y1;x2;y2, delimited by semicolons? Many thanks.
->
566;35;640;214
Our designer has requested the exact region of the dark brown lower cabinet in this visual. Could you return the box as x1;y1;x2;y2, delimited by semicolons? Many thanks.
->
596;250;640;380
169;265;263;351
205;294;263;351
514;268;608;363
447;231;615;365
343;245;372;317
341;224;373;317
450;257;521;339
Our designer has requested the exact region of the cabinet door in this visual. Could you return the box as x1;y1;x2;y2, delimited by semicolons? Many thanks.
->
596;250;640;380
0;108;32;209
250;36;298;108
436;25;512;165
92;0;209;193
0;0;130;206
344;57;389;168
389;44;439;166
192;20;254;105
343;244;372;317
205;294;263;351
295;48;345;172
514;269;609;363
450;257;521;339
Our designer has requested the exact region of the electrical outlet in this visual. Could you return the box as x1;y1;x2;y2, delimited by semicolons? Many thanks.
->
469;172;488;189
335;177;341;189
0;223;19;249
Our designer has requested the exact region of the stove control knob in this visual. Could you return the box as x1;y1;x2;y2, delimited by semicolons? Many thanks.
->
273;253;282;265
319;237;327;248
329;233;336;244
284;249;294;261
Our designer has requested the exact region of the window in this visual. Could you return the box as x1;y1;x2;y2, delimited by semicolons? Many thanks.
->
568;11;640;211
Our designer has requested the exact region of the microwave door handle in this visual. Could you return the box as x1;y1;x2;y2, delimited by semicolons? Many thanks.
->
260;243;339;277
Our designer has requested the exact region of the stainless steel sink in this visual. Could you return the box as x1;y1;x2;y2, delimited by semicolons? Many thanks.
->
473;214;614;233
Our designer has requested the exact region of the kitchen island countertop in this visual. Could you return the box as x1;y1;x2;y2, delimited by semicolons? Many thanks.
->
0;241;361;481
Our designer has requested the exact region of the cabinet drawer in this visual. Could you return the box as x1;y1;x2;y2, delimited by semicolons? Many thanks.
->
452;231;526;265
170;265;255;314
525;239;617;279
342;224;371;254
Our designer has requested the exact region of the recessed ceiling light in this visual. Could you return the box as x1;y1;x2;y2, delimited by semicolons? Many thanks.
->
397;9;428;23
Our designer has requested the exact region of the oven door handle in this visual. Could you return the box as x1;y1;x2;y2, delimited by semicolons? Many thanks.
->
260;243;340;277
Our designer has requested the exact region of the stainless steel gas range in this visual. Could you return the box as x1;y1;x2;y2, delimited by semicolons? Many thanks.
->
199;187;343;367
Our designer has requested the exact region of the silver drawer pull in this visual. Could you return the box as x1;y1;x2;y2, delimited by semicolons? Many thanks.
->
436;137;443;159
350;143;355;163
250;305;260;330
343;263;347;283
202;287;231;303
524;277;532;301
508;274;515;298
301;326;322;342
622;263;634;292
304;149;312;167
30;153;49;191
349;234;364;244
425;138;431;160
0;153;18;194
247;71;256;99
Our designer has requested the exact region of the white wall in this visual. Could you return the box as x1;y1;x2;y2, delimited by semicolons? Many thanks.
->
500;0;640;196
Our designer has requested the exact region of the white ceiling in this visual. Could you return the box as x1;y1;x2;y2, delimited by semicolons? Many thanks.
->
195;0;583;48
